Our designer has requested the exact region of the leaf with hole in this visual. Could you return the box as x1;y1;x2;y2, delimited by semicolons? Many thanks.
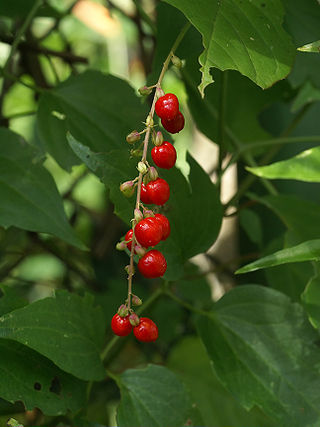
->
0;290;106;381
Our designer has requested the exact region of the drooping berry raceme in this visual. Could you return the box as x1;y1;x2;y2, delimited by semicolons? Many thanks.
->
111;313;132;336
155;93;179;121
151;141;177;169
138;249;167;278
146;178;170;205
161;111;185;134
133;317;158;342
154;213;170;240
135;217;163;248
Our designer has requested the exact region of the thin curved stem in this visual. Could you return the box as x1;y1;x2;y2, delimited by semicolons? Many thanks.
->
3;0;43;74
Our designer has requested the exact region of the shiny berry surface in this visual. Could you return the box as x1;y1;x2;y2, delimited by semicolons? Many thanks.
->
151;142;177;169
154;213;170;240
111;314;132;336
135;217;163;248
140;182;153;204
147;178;170;205
161;111;185;134
133;317;158;342
138;249;167;278
155;93;179;120
125;229;134;251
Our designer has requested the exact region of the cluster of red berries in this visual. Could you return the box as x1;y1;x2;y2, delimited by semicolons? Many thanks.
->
112;90;183;342
155;93;185;134
111;312;158;342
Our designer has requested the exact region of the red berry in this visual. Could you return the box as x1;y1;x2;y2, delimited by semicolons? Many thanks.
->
138;249;167;278
140;182;153;204
111;313;132;336
151;142;177;169
133;317;158;342
147;178;170;205
161;111;185;134
125;229;134;251
155;93;179;120
154;213;170;240
135;217;163;248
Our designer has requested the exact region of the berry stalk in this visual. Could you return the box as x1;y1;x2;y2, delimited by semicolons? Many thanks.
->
126;23;190;309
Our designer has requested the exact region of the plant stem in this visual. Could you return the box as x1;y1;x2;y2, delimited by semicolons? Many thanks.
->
217;71;228;190
165;290;208;316
3;0;43;74
126;22;190;310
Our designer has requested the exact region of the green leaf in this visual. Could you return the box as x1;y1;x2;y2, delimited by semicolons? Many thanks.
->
116;364;195;427
164;0;295;94
239;209;263;247
251;193;320;242
263;233;314;302
283;0;320;88
236;239;320;274
69;136;223;280
247;147;320;182
168;336;276;427
0;287;86;415
0;290;106;381
160;154;223;279
37;71;147;171
298;40;320;53
0;128;85;249
302;274;320;329
197;285;320;427
68;134;136;225
184;64;287;150
291;81;320;112
0;340;86;416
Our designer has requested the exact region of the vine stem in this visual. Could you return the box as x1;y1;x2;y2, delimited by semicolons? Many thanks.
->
126;22;190;310
3;0;44;74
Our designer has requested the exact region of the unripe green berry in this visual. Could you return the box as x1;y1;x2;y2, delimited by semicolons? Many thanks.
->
126;130;141;144
138;85;152;96
125;265;135;275
143;209;154;218
171;55;183;68
135;245;146;257
116;241;127;251
118;304;129;317
146;115;154;127
137;161;148;174
132;294;142;306
154;131;163;146
134;208;143;223
131;148;143;157
148;166;158;181
120;181;135;197
129;313;140;327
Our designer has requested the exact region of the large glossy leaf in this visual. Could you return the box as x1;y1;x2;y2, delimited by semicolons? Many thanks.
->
164;0;295;95
116;364;195;427
168;337;275;427
236;239;320;274
0;287;86;415
251;194;320;241
69;136;223;280
37;71;147;171
0;128;84;249
197;285;320;427
302;274;320;329
247;147;320;182
0;290;106;381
